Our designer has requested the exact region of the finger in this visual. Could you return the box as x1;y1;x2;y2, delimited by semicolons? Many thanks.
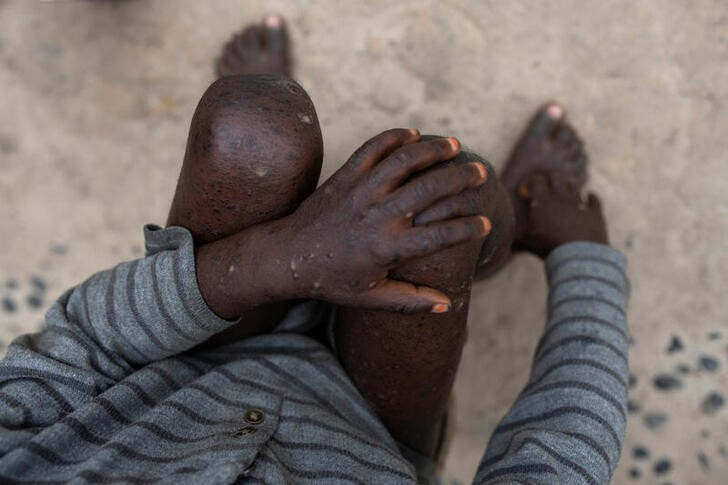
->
371;137;461;191
388;161;487;215
414;193;482;225
517;172;551;200
399;216;491;261
527;102;565;139
347;128;421;174
263;14;288;57
356;280;452;314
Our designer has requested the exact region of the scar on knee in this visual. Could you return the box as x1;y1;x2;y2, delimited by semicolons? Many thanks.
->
297;112;312;124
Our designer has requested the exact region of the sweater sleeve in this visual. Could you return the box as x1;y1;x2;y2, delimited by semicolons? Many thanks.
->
474;242;630;485
0;225;237;431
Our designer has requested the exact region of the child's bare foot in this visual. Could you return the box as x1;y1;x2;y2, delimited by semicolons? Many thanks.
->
501;103;588;245
216;14;291;78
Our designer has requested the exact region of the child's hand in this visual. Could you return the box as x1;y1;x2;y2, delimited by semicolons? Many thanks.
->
273;129;490;313
516;170;608;258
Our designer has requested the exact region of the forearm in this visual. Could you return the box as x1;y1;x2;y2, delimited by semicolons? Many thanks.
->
475;242;629;484
0;225;249;430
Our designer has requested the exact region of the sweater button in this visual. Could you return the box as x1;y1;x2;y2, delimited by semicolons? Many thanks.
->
244;409;264;425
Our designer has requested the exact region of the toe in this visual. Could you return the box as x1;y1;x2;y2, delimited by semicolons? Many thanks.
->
263;14;288;56
551;124;583;160
241;26;262;52
526;102;565;139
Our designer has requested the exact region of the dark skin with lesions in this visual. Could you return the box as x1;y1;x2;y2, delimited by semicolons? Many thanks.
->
170;14;609;459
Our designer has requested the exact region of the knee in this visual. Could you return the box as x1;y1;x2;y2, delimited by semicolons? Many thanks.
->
185;74;324;216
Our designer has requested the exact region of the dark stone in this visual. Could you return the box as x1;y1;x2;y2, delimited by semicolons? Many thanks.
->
628;400;641;414
708;331;721;340
633;445;650;460
653;374;682;391
627;467;640;479
6;279;18;290
698;355;720;372
697;451;710;471
701;391;725;414
27;294;43;310
644;412;668;429
653;458;672;475
667;335;684;353
675;363;690;374
29;275;47;292
624;234;635;249
50;243;68;255
629;373;637;389
2;297;17;313
700;429;710;438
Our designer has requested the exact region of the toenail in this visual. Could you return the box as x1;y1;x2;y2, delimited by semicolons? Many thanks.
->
265;14;283;28
547;103;564;119
448;137;460;152
409;128;420;137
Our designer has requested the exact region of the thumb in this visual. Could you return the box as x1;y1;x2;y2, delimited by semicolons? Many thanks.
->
355;279;452;314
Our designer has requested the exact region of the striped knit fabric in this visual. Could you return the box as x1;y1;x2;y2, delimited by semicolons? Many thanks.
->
0;226;629;484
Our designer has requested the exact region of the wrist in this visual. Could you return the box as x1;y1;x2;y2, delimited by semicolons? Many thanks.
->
195;219;297;319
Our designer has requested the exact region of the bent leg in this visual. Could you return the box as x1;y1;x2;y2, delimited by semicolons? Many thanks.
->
167;73;323;343
335;148;515;458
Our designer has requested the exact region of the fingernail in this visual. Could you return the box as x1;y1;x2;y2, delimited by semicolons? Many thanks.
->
265;14;283;28
546;103;564;119
479;216;492;236
431;303;450;313
473;162;488;181
448;137;460;152
409;128;420;137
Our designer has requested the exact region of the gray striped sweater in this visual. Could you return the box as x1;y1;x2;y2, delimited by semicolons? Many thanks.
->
0;225;629;484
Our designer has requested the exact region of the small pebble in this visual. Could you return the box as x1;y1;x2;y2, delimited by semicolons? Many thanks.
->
629;373;637;389
2;297;17;313
27;294;43;310
6;279;18;290
700;429;710;439
697;451;710;471
628;400;641;414
633;445;650;460
653;458;672;475
50;243;68;255
666;335;684;353
29;275;47;292
653;374;682;391
675;363;690;374
698;354;720;372
644;412;668;429
708;331;721;340
701;391;725;414
627;467;640;479
719;444;727;458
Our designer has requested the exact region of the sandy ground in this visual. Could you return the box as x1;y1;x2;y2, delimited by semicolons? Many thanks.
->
1;1;727;483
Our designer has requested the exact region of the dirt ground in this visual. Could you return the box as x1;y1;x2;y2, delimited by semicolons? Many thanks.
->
1;1;726;483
